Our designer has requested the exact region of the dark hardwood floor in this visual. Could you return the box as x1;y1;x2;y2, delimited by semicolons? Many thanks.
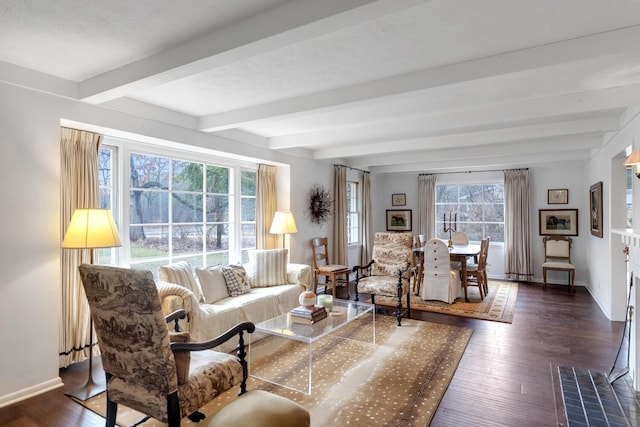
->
0;281;627;426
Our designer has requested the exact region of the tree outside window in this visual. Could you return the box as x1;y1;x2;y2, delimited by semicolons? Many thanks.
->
435;183;504;243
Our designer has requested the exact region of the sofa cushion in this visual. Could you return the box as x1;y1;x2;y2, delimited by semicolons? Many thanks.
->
222;265;251;297
195;265;229;304
158;261;204;303
247;249;288;287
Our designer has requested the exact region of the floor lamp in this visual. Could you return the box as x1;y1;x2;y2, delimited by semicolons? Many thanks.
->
61;208;122;400
270;211;297;249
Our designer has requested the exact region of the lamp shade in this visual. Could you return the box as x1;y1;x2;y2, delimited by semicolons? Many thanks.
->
269;211;297;235
62;208;122;249
625;150;640;165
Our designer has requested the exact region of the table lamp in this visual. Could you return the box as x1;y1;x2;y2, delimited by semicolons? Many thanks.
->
269;211;297;248
61;208;122;400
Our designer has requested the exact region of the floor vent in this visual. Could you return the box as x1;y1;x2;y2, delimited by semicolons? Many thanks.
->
559;367;640;427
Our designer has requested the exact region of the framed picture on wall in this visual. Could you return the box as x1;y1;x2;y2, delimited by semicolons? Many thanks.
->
539;209;578;236
590;181;603;238
391;193;406;206
547;189;568;204
386;209;412;231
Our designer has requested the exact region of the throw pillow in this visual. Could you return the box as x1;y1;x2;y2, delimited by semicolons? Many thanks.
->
158;261;204;303
247;249;288;287
221;265;251;297
195;265;230;304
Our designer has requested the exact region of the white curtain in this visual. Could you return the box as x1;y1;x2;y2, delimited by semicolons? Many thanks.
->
333;165;348;266
418;174;437;240
59;127;102;367
257;164;278;249
361;171;373;265
504;169;533;280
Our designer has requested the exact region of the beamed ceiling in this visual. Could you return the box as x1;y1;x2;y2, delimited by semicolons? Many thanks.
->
2;0;640;172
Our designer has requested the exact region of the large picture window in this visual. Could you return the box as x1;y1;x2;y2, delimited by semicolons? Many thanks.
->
100;139;256;275
435;183;504;243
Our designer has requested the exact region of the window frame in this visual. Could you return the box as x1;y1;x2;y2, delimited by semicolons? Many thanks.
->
435;177;505;244
102;137;257;272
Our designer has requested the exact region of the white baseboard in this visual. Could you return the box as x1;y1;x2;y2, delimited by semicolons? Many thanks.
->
0;377;63;408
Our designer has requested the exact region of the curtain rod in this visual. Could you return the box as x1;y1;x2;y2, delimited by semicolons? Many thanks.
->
419;168;528;176
334;164;370;174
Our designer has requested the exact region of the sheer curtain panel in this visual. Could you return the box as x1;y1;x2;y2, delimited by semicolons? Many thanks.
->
59;127;102;367
504;169;533;280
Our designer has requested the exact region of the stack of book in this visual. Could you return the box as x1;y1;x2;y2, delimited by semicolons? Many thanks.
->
290;305;327;324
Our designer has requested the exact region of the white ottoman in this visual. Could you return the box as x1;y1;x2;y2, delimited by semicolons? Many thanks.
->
207;390;310;427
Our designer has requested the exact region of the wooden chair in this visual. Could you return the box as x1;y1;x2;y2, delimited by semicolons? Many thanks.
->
542;235;576;293
353;232;413;326
420;238;462;303
311;237;350;298
78;264;255;427
465;237;490;299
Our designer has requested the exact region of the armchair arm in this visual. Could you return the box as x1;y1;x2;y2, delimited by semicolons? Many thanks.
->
165;309;186;332
352;260;375;274
171;321;256;396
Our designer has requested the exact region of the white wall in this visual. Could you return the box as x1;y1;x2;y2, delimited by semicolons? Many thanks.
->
0;81;333;405
376;165;587;283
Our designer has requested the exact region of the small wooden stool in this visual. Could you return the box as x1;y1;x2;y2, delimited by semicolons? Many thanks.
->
206;390;310;427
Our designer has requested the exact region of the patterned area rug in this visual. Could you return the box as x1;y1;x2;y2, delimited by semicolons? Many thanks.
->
375;280;518;323
74;315;472;427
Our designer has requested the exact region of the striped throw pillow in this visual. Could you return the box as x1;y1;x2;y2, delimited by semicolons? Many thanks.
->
247;249;288;287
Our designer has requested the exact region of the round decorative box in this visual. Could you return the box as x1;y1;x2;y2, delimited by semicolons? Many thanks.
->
298;290;316;308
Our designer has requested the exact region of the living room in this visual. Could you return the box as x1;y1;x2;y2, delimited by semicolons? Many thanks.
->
2;1;640;425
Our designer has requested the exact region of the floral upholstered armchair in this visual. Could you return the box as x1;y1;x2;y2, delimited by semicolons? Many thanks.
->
78;264;255;427
353;232;414;326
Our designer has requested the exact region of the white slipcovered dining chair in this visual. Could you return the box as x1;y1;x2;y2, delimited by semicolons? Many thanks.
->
451;231;469;245
421;238;462;303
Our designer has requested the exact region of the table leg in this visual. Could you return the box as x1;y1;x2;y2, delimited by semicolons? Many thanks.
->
461;258;469;302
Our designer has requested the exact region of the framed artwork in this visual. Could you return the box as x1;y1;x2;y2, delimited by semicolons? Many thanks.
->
539;209;578;236
547;189;568;204
590;181;603;238
391;193;406;206
386;209;412;231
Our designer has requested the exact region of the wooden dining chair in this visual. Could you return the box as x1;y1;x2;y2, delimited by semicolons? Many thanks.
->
311;237;350;298
465;237;490;299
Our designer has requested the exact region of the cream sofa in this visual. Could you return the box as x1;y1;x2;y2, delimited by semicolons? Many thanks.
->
156;249;310;352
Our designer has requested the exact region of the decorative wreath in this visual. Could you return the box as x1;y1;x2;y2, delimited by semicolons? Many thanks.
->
307;184;333;225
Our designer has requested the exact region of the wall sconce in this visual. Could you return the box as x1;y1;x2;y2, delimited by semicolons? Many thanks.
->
625;150;640;179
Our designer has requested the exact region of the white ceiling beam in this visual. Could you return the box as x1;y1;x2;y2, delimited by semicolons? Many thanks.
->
311;118;614;159
0;60;77;98
367;150;591;174
346;134;601;169
79;0;428;103
272;84;640;151
199;25;640;132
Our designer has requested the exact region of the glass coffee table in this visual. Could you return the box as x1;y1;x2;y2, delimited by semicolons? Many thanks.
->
250;299;375;394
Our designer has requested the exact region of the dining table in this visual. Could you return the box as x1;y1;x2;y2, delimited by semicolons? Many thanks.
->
413;243;482;302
